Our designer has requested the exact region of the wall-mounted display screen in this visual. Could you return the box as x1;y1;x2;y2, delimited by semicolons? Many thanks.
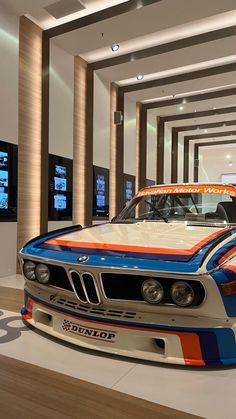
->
124;174;135;206
93;166;109;218
48;154;72;221
0;141;17;221
146;179;155;187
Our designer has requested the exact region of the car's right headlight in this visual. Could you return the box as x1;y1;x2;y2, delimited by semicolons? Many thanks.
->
141;279;164;304
23;261;36;280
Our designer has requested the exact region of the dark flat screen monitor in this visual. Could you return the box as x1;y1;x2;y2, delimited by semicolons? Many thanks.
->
48;154;72;221
0;140;17;221
93;166;109;218
124;174;135;206
146;179;155;187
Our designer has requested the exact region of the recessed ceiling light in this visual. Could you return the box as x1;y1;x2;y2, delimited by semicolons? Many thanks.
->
229;161;233;166
137;74;144;81
204;129;208;133
226;154;231;159
182;98;186;104
194;109;197;112
179;105;184;111
213;107;216;110
111;43;119;52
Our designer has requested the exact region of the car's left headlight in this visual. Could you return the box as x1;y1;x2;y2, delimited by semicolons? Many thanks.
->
170;281;195;307
35;264;50;284
141;279;164;304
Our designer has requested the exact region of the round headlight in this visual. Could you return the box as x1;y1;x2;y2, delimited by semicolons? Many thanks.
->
170;281;195;307
35;264;50;284
141;279;164;304
23;261;36;280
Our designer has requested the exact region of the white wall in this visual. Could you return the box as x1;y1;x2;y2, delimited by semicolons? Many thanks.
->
124;95;136;175
48;41;74;231
49;42;74;159
198;143;236;183
147;113;156;182
0;4;19;277
163;122;172;184
124;100;156;181
93;73;110;169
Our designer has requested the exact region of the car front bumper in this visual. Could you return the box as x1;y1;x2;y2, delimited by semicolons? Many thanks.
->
21;289;236;367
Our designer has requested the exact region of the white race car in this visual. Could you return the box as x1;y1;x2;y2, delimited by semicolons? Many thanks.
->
20;183;236;366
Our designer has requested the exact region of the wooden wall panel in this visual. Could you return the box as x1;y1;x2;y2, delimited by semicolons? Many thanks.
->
109;83;124;219
73;56;93;226
17;17;42;259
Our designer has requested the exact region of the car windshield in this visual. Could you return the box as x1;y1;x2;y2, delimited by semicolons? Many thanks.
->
115;185;236;225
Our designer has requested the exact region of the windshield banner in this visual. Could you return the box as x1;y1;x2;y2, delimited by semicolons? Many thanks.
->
137;185;236;198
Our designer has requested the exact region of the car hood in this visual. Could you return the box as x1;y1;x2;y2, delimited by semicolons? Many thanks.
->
22;222;235;274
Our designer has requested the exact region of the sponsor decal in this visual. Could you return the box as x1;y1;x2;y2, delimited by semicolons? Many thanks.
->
137;185;236;198
61;320;117;342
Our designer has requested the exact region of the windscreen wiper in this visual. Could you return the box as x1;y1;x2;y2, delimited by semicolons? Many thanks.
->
145;200;169;223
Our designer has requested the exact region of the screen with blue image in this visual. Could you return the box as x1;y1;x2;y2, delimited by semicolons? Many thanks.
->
48;155;72;221
124;174;135;206
93;166;109;218
0;143;17;221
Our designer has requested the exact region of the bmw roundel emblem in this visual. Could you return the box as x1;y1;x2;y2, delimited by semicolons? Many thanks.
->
77;255;89;263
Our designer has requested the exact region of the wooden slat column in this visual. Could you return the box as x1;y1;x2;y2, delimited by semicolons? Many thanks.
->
156;117;164;184
109;83;124;219
73;57;93;226
136;102;147;192
17;17;42;259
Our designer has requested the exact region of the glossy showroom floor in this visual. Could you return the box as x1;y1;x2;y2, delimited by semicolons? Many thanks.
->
0;277;235;419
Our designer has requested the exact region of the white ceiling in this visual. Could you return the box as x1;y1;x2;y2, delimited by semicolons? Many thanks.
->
52;0;236;57
0;0;129;29
1;0;236;141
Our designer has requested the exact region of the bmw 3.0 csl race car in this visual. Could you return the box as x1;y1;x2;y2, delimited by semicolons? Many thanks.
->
20;183;236;366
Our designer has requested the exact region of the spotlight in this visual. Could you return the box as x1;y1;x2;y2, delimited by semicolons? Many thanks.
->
111;43;119;52
226;154;231;159
137;74;144;81
182;98;186;104
179;105;184;111
204;129;208;133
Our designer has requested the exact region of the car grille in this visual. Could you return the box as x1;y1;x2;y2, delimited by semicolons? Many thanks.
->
70;271;100;305
55;297;137;319
23;259;205;308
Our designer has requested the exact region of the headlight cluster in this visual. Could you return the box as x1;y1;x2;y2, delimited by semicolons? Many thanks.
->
141;278;200;307
23;261;50;284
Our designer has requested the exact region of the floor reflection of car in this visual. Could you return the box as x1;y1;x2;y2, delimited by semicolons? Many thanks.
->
20;183;236;366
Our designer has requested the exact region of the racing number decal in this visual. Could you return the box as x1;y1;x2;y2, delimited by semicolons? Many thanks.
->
0;311;29;343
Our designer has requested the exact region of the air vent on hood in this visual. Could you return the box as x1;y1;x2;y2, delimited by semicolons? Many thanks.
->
44;0;85;19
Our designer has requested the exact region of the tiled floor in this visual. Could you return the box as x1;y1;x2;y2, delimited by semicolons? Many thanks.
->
1;275;236;418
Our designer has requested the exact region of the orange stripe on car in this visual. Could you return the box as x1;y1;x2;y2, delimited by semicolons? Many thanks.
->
44;227;230;256
219;246;236;265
